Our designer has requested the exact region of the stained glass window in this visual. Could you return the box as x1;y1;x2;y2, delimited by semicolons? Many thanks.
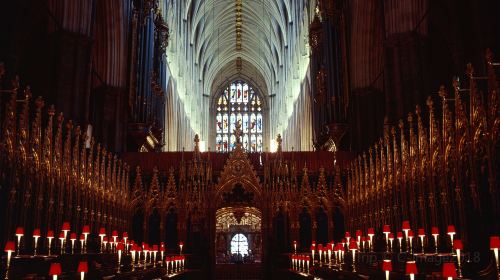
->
215;81;263;152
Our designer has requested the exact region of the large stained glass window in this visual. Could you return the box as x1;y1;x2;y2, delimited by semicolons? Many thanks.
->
215;81;263;152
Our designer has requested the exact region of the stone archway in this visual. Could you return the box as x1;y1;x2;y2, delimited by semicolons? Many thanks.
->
209;141;268;279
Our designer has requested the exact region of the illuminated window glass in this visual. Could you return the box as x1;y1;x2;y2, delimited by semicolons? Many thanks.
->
215;81;263;152
230;233;249;256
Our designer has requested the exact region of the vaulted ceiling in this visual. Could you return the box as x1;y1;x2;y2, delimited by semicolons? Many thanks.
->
164;0;314;141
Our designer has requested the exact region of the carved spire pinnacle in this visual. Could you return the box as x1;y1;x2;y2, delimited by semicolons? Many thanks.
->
276;134;282;153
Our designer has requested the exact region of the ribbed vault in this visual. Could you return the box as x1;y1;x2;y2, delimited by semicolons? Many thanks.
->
164;0;314;143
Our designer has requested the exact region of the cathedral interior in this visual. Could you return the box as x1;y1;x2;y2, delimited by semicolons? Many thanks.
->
0;0;499;279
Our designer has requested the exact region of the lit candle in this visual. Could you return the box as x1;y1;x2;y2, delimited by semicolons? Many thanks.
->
82;225;90;253
442;262;457;280
47;230;54;256
49;262;62;280
69;233;76;254
345;232;351;249
382;259;392;280
15;227;24;255
367;228;375;252
61;222;70;248
349;241;358;272
77;261;88;280
397;232;403;253
58;232;65;255
318;244;323;264
112;230;118;252
123;232;128;251
293;240;297;253
490;236;500;276
402;221;411;252
447;225;456;251
417;228;425;254
117;242;124;273
160;242;165;266
4;241;15;274
79;234;85;253
152;245;158;267
405;260;418;280
33;228;41;256
355;230;362;248
408;230;414;254
453;239;463;278
383;225;391;252
431;226;439;254
179;241;184;255
98;228;106;253
310;244;315;264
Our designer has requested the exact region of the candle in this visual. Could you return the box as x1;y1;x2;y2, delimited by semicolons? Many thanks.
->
98;228;106;253
117;242;124;273
349;241;358;272
442;262;457;280
447;225;456;250
383;225;391;252
453;239;463;277
417;228;425;254
49;262;62;280
397;232;403;253
160;242;165;266
47;230;54;256
112;230;118;252
4;241;15;274
58;232;65;255
15;227;24;255
33;229;41;256
69;233;76;254
77;261;88;280
490;236;500;276
82;225;90;253
431;226;439;254
382;259;392;280
402;221;411;252
405;260;418;280
367;228;375;252
79;234;85;253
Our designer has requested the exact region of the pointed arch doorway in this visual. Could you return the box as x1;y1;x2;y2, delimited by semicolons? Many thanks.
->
210;142;267;279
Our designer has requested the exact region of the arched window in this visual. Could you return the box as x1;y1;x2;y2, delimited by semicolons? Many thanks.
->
215;81;263;152
230;233;249;256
